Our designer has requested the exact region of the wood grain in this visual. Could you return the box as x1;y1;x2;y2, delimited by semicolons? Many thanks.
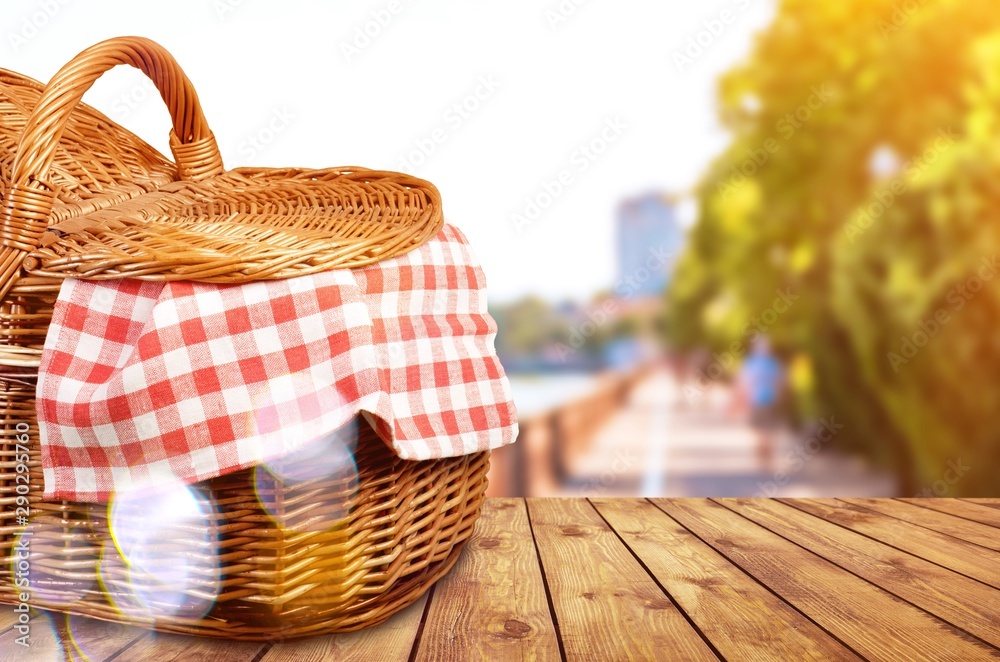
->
413;498;560;661
61;615;150;661
114;630;266;661
8;498;1000;660
0;605;21;633
591;498;860;661
727;498;1000;648
655;498;998;661
0;609;65;661
261;594;427;662
842;498;1000;551
964;499;1000;511
526;498;717;661
899;498;1000;529
790;498;1000;588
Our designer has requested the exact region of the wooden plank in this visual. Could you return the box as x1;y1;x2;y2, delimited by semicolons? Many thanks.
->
789;498;1000;589
526;498;717;661
60;615;150;660
414;498;560;661
591;498;861;661
114;629;266;661
964;499;1000;511
842;498;1000;551
654;498;998;661
724;498;1000;648
0;609;66;661
0;605;22;633
262;594;427;662
900;498;1000;529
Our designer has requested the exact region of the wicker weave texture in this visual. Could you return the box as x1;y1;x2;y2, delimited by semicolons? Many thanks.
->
0;36;483;640
25;166;444;282
0;36;443;362
0;63;180;361
0;367;488;639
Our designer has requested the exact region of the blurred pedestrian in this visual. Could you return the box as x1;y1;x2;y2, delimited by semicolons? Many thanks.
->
734;337;786;470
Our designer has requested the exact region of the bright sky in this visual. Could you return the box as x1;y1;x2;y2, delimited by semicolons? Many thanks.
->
3;0;775;302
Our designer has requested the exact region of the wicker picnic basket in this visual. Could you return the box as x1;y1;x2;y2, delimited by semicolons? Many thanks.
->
0;37;489;640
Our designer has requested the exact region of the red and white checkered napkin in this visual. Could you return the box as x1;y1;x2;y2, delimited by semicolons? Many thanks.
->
37;224;517;502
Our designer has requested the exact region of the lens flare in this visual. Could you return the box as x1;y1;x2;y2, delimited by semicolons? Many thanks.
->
246;372;351;457
263;418;358;484
103;479;220;621
254;420;359;529
246;374;361;529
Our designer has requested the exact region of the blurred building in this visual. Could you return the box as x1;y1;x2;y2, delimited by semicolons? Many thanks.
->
599;192;682;370
616;193;682;297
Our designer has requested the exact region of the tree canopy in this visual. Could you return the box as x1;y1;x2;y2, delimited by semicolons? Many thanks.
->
666;0;1000;494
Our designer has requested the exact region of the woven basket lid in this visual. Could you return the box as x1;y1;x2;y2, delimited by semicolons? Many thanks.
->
24;166;443;282
0;68;179;226
0;37;443;288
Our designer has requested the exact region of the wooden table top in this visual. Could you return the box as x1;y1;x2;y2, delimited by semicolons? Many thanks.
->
3;498;999;661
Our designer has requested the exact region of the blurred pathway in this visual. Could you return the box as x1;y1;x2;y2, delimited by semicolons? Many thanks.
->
561;367;897;498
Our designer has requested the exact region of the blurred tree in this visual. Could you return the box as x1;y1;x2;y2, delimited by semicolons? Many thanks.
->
490;297;569;358
666;0;1000;494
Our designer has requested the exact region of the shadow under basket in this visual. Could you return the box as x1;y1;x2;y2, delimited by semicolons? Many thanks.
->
0;366;489;640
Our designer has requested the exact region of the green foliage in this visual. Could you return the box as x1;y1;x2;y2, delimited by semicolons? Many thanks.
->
490;297;571;357
665;0;1000;494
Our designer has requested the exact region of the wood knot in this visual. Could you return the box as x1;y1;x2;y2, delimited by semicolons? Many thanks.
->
478;537;501;549
581;592;596;600
501;619;531;638
560;526;586;537
645;598;674;610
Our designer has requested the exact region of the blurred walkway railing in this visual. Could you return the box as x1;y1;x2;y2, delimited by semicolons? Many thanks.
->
486;366;652;497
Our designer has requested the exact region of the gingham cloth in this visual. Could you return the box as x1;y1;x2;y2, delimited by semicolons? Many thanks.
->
36;224;517;502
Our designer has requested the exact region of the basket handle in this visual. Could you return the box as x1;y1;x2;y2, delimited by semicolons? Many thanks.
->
0;36;223;258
